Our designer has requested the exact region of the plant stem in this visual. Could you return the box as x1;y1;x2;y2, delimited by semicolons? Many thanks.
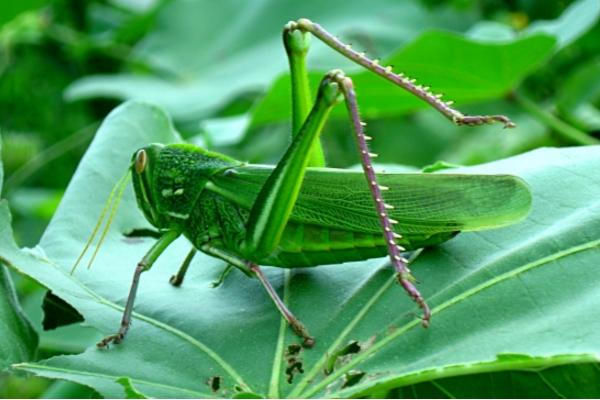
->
513;90;599;145
3;122;98;194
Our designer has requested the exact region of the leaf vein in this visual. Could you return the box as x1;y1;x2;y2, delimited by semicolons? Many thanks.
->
302;237;600;397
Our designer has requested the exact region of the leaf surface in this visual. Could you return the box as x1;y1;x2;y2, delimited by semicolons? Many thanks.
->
2;102;599;397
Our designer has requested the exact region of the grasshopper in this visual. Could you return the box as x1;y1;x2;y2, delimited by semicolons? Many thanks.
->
75;19;531;348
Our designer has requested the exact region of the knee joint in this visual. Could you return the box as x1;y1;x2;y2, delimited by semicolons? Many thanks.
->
317;70;355;105
283;20;312;55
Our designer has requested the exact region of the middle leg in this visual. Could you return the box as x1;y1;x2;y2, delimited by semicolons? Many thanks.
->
200;244;315;347
169;247;197;287
250;263;315;348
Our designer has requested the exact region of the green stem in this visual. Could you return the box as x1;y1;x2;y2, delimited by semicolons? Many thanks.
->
513;90;599;145
3;122;97;194
268;269;291;399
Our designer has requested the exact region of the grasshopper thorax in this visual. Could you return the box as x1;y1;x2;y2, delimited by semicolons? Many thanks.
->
131;143;240;230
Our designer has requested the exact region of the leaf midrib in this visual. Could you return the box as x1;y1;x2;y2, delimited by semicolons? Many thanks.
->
287;260;396;397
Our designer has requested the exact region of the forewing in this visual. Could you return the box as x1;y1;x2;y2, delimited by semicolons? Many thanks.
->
209;165;531;234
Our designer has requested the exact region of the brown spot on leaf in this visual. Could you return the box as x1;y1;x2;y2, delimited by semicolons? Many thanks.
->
324;340;362;375
285;343;305;384
341;370;366;389
286;343;302;356
206;376;221;393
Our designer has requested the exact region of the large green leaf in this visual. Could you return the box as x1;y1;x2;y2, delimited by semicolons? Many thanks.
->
2;102;600;398
65;0;476;122
0;135;38;371
466;0;600;49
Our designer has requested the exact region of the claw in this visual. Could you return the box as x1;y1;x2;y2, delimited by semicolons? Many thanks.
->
97;333;124;348
291;320;316;348
303;336;316;348
169;274;183;287
397;273;430;328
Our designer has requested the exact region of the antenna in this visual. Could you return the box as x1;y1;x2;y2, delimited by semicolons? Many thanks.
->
70;170;131;274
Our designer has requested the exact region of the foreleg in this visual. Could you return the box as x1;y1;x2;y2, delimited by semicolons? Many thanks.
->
97;230;181;347
169;247;197;287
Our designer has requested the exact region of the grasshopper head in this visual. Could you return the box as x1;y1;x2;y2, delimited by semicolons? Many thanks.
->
131;143;169;229
131;143;239;230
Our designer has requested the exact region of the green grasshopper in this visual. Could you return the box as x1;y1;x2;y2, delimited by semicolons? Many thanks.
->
74;19;531;348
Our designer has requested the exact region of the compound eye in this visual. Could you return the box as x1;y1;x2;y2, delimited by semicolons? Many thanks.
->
134;149;148;174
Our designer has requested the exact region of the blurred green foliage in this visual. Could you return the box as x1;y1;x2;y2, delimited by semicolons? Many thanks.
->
0;0;599;398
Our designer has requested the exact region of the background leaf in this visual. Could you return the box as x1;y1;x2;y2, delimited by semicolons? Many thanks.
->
64;0;478;123
1;102;599;398
556;60;600;131
0;264;39;372
525;0;600;48
0;134;39;372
